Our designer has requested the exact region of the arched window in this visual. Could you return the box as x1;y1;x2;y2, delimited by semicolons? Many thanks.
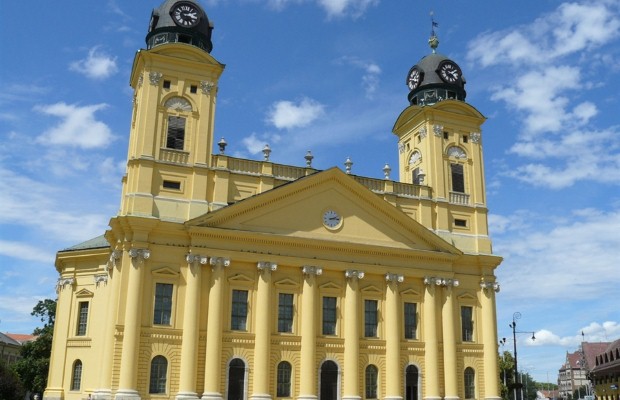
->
277;361;292;397
164;97;192;150
71;360;83;391
405;365;419;400
149;355;168;394
464;367;476;399
228;358;246;400
320;360;339;400
365;364;378;399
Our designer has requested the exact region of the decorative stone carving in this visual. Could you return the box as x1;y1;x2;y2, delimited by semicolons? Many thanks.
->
398;142;405;154
480;278;500;292
201;81;215;94
433;124;444;136
94;274;109;287
302;265;323;276
419;126;427;139
107;249;122;272
149;71;163;85
210;257;230;269
257;261;278;274
409;150;421;165
128;248;150;261
447;146;467;159
164;97;192;112
345;270;365;280
385;273;404;284
424;276;458;287
186;254;209;265
470;132;481;144
56;277;75;292
138;74;144;88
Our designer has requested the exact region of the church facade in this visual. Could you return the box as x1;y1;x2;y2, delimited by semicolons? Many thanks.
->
44;1;503;400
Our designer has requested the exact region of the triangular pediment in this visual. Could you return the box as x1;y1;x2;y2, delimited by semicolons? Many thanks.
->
152;267;179;278
457;293;477;301
274;278;299;288
361;285;382;294
319;282;341;291
188;168;459;258
76;289;94;298
400;288;421;297
228;274;253;283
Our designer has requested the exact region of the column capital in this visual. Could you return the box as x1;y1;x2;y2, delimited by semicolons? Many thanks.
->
94;274;109;287
480;278;500;293
424;276;459;287
257;261;278;275
107;249;122;271
209;257;230;268
186;253;209;265
385;273;404;285
128;248;150;261
55;277;75;293
345;269;365;280
302;265;323;276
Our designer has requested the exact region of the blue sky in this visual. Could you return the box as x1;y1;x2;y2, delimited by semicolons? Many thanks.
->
1;0;619;384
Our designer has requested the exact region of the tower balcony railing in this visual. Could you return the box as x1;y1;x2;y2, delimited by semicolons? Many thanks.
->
160;148;189;164
449;191;470;205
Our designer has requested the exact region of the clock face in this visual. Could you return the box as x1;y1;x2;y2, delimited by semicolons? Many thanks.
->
171;3;200;27
406;67;423;90
437;61;462;84
322;210;342;229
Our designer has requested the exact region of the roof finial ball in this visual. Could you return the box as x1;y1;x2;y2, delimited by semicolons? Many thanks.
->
429;11;439;53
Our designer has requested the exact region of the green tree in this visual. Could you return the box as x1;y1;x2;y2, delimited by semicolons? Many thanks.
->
11;298;57;396
0;361;26;400
499;351;516;400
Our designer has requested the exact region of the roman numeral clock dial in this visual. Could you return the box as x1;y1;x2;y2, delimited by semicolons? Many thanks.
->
171;3;200;27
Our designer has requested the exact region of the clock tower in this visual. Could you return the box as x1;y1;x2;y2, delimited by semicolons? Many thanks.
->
120;0;224;221
393;31;491;253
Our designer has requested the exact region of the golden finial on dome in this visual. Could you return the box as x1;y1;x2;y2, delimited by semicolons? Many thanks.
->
429;11;439;53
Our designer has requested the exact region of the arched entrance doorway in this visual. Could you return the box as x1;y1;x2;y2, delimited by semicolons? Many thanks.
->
320;360;339;400
405;365;419;400
227;358;246;400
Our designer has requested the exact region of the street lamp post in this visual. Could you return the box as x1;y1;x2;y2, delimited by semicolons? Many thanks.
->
509;312;536;400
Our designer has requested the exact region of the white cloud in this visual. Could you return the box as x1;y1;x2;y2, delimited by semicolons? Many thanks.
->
267;98;325;130
0;241;55;263
530;321;620;347
495;207;620;300
0;168;110;242
241;132;282;155
69;47;118;80
264;0;378;18
336;56;382;99
35;102;115;149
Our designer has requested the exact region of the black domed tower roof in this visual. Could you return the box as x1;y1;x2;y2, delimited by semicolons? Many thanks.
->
146;0;214;53
405;30;466;106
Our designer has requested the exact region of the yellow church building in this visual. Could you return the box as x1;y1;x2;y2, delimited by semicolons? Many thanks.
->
44;1;503;400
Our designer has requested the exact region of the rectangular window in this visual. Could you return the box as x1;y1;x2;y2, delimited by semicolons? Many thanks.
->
404;302;417;339
451;163;465;193
461;306;474;342
163;80;171;89
166;116;185;150
364;299;378;338
322;296;337;335
190;85;198;93
153;283;173;325
455;219;467;227
231;289;248;331
76;302;89;336
278;293;294;333
162;180;181;190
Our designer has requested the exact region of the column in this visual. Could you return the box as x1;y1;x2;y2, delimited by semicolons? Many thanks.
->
201;257;230;400
298;266;322;400
93;250;123;400
423;277;441;400
43;277;75;400
251;262;278;400
177;254;208;400
442;279;460;400
385;273;404;400
116;248;150;400
480;279;502;400
343;270;364;400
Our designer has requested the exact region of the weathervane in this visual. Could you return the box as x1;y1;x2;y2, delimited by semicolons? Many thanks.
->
429;11;439;53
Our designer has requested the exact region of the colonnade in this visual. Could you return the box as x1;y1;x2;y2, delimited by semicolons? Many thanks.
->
100;251;499;400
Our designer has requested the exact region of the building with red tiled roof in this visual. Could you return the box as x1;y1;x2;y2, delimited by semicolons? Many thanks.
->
559;350;590;399
5;332;36;344
590;339;620;400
